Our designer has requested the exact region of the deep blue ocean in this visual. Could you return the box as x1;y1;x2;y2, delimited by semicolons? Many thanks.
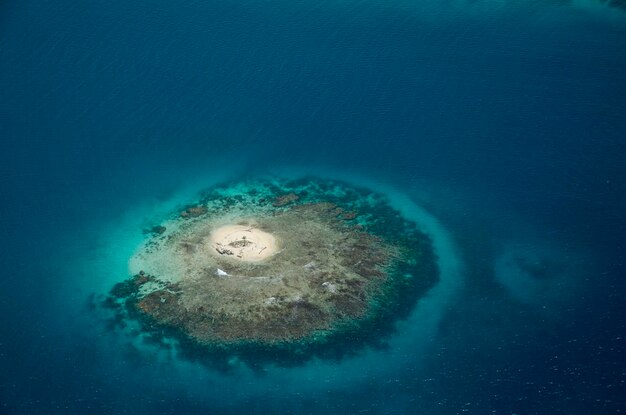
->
1;0;625;413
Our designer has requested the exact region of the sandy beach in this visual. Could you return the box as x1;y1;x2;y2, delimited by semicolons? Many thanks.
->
208;224;279;262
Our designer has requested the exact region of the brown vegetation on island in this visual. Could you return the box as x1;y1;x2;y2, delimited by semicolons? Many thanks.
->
102;178;439;366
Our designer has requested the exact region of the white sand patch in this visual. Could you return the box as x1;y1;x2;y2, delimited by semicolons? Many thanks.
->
208;224;279;262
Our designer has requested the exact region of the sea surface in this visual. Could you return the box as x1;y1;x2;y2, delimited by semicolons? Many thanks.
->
1;0;625;414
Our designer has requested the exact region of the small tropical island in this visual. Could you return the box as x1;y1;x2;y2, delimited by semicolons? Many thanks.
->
101;177;439;369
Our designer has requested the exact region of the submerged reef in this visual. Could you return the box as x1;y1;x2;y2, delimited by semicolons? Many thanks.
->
99;177;439;370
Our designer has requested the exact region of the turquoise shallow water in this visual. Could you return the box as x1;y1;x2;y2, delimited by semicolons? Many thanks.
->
73;170;463;409
1;0;626;413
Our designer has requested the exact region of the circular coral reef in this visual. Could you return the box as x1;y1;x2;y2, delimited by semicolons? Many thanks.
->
101;177;439;369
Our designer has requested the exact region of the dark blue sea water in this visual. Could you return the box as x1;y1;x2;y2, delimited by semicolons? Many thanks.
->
2;0;626;413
